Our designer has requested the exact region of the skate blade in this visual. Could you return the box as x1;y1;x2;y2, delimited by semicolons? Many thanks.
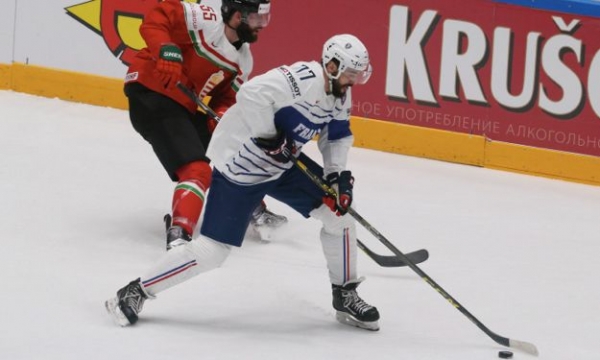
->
105;297;131;327
335;311;380;331
167;238;190;251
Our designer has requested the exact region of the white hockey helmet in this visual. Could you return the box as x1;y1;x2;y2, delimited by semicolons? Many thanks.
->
322;34;372;85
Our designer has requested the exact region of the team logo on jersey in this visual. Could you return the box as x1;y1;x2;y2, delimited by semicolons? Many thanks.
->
199;71;225;99
292;123;320;141
65;0;199;66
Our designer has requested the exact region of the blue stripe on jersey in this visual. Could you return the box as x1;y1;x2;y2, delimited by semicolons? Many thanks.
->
237;150;272;173
225;163;272;178
295;102;332;119
231;158;251;172
242;144;289;170
301;100;344;115
223;141;293;184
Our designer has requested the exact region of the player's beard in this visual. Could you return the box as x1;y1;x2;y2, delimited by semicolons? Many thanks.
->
236;22;259;43
330;79;347;98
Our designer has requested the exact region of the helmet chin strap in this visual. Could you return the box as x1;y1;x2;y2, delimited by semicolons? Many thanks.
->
224;22;245;49
325;68;338;95
326;76;333;95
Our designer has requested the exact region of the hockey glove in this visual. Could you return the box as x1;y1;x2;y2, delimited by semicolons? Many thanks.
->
156;43;183;89
323;171;354;216
252;132;296;163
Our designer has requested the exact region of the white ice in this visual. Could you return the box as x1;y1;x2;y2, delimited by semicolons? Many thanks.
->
1;90;599;360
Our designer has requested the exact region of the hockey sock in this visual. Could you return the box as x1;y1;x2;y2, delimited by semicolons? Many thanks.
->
140;235;231;295
310;204;358;285
172;161;212;234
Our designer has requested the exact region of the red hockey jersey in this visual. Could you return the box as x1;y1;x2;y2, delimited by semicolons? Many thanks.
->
125;0;253;114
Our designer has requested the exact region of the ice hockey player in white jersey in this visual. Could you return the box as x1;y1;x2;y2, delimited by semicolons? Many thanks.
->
105;34;379;331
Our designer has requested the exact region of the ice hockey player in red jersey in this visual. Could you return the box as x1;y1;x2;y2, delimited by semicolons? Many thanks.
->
124;0;287;250
107;33;380;332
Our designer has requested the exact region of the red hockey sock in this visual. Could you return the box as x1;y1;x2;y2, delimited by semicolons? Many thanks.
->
171;161;212;235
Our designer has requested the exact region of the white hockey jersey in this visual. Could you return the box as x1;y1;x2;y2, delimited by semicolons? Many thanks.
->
207;60;354;185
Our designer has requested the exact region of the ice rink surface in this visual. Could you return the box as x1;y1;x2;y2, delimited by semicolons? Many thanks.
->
1;90;599;359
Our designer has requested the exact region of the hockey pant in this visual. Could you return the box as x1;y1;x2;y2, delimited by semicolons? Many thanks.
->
139;155;358;295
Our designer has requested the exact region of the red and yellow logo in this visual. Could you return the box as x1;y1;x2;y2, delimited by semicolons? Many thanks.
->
65;0;198;66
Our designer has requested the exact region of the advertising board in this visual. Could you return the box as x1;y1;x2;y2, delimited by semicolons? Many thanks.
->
1;0;598;183
251;0;600;157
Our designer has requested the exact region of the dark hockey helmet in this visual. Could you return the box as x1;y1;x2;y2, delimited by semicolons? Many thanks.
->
222;0;271;27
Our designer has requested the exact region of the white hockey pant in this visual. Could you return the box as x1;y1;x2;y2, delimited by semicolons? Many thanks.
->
309;204;357;286
140;236;231;296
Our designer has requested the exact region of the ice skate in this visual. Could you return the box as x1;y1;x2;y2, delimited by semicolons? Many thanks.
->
249;203;288;241
164;214;192;250
332;279;380;331
105;278;153;326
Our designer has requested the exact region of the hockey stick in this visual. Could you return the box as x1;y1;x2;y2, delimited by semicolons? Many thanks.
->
356;240;428;267
291;146;539;356
178;82;537;354
176;82;427;268
178;84;539;353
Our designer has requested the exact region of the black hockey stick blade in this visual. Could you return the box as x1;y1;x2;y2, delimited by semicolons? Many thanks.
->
357;239;428;267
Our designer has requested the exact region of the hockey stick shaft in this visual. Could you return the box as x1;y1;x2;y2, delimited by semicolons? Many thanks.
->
291;146;539;356
176;82;421;268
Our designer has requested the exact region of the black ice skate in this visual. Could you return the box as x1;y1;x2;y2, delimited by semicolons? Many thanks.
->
164;214;192;250
105;278;153;326
332;279;380;331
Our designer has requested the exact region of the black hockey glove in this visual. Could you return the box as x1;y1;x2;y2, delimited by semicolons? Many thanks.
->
323;171;354;216
252;132;296;163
